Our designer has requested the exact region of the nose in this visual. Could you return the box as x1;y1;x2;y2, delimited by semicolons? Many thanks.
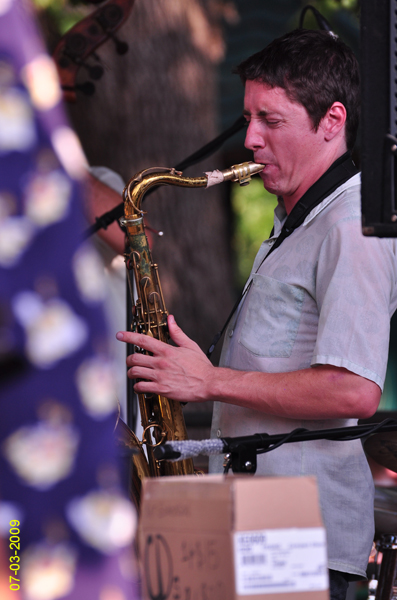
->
244;120;265;152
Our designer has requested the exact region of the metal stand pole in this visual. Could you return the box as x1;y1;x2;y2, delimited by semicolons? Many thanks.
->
376;535;397;600
126;277;137;431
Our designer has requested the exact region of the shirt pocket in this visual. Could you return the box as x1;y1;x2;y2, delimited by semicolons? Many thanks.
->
238;273;305;357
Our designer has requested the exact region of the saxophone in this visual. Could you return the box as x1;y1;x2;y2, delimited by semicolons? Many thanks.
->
119;161;264;504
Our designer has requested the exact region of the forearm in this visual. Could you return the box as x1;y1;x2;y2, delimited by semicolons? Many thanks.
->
83;174;125;255
206;364;381;420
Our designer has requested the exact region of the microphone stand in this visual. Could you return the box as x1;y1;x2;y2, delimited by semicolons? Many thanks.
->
153;419;397;475
223;420;397;475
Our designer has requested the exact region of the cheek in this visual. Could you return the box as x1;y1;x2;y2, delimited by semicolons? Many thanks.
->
276;144;299;172
272;130;298;156
284;135;316;167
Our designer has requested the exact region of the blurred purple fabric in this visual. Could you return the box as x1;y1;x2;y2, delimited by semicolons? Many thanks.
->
0;1;139;598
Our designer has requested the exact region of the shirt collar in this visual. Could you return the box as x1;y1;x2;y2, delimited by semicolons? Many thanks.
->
301;171;361;226
272;172;361;234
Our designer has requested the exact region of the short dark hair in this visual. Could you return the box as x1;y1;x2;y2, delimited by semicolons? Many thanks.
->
235;29;360;150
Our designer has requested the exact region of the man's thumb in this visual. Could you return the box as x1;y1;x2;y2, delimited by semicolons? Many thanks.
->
167;314;195;349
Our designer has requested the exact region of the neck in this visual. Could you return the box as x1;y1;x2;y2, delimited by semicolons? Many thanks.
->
283;148;349;214
281;150;354;221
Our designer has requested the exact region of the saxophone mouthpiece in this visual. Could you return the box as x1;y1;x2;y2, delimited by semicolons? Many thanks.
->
205;161;264;188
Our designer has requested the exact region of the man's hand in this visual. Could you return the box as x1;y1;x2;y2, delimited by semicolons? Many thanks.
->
116;315;214;402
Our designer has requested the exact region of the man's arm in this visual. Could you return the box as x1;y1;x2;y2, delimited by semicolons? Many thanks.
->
116;314;381;421
83;173;125;255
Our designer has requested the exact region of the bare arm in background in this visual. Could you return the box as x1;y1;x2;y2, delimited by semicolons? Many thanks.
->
83;173;125;255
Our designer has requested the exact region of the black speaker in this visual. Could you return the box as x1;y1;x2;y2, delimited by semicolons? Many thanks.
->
361;0;397;236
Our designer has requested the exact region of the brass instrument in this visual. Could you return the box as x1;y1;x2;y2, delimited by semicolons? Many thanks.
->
120;161;264;503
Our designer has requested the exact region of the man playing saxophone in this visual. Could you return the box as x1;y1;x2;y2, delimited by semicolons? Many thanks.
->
116;29;397;600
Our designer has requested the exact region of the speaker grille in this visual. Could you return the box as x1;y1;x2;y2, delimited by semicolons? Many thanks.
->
361;0;397;236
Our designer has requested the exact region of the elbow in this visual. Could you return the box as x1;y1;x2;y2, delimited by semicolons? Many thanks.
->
357;398;380;420
345;380;381;420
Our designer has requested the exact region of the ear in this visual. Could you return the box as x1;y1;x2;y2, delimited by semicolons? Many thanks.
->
321;102;347;142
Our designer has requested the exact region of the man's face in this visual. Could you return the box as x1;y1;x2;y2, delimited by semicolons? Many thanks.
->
243;80;331;209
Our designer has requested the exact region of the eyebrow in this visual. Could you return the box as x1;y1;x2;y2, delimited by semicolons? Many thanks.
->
243;109;281;117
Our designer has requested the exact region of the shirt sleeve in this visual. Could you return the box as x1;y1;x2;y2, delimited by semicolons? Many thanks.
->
312;214;397;389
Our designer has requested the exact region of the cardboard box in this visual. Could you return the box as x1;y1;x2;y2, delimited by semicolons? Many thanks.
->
138;475;329;600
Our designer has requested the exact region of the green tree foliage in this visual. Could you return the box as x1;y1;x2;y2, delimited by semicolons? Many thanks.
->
33;0;88;36
231;179;277;288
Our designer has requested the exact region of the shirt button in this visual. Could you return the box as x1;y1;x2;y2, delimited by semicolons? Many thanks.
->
217;429;222;438
268;240;274;246
228;329;234;338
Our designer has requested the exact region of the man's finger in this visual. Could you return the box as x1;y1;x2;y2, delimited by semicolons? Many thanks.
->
116;330;162;353
126;353;156;368
128;365;158;381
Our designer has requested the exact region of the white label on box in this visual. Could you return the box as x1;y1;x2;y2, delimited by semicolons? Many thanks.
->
233;527;328;596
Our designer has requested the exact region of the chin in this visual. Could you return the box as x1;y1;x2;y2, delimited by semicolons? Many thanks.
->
261;178;280;196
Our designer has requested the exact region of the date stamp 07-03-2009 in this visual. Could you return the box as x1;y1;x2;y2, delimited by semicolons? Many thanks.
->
8;520;21;592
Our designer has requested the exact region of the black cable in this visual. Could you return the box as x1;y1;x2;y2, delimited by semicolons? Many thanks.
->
175;114;246;172
84;114;247;239
223;421;395;474
256;428;308;455
299;4;336;36
323;418;397;442
222;419;397;458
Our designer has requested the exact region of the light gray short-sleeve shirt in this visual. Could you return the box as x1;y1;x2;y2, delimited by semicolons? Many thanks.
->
210;173;397;578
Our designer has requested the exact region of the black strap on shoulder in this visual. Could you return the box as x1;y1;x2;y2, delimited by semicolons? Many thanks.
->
206;152;358;358
267;151;357;258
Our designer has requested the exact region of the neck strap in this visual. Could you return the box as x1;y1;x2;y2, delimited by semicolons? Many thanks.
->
206;152;358;358
267;151;358;257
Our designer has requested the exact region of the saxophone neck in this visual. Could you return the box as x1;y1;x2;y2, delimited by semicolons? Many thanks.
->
121;161;264;218
122;167;206;218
